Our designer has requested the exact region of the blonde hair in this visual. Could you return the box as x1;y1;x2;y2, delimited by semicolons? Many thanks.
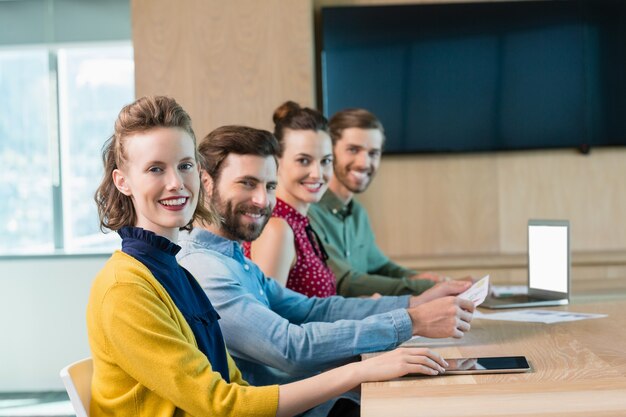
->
95;96;218;232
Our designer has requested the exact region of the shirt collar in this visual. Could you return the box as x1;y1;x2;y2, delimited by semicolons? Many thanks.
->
319;189;352;219
179;227;242;259
118;226;180;269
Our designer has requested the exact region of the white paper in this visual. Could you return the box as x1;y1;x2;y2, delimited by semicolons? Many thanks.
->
458;274;490;307
474;309;607;324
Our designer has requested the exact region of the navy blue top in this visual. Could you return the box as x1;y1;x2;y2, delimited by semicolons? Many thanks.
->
119;226;230;382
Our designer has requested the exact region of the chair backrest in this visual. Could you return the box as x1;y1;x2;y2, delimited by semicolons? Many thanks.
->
60;357;93;417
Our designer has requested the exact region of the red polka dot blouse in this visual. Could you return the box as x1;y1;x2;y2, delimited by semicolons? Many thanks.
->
243;198;337;298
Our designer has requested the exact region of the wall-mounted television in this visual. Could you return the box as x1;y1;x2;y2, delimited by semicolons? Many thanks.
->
320;0;626;154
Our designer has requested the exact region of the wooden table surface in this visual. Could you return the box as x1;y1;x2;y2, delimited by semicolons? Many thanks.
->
361;294;626;417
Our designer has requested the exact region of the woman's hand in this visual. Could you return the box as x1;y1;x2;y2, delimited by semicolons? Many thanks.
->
277;347;447;417
357;347;448;382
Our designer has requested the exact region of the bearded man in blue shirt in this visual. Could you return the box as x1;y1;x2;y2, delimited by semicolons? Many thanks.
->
177;125;474;417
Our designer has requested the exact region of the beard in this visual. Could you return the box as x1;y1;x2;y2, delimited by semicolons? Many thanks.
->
333;160;376;194
210;188;272;242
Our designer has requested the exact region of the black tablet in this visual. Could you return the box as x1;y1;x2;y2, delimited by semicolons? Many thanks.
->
442;356;531;375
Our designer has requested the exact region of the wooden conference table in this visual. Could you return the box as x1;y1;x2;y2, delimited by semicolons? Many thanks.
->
361;293;626;417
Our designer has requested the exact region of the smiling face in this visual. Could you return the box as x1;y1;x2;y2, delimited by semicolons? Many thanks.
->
276;128;333;214
330;127;383;200
112;127;199;241
207;153;278;242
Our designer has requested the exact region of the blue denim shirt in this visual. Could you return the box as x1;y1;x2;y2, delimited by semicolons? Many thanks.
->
177;228;413;387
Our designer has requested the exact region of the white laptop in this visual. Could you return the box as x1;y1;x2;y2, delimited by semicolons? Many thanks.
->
482;219;570;309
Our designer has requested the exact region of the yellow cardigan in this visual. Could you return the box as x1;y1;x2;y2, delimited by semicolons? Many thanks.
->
86;250;279;417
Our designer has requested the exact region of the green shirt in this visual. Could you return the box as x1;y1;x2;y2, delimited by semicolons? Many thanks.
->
308;189;434;297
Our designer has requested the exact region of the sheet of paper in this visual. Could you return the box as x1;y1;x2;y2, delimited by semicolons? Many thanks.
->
474;309;607;324
490;285;528;298
458;274;490;307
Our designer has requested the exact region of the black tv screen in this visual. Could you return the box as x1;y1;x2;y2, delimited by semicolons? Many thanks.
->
321;0;626;153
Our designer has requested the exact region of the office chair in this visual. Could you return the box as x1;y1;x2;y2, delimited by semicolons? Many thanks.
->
60;357;92;417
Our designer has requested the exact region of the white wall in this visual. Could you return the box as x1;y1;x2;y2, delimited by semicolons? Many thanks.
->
0;256;107;391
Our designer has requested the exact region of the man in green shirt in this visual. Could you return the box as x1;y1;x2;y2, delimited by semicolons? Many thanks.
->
308;108;450;297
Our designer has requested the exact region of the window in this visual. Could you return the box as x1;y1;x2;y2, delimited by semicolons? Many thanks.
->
0;49;53;253
0;43;134;255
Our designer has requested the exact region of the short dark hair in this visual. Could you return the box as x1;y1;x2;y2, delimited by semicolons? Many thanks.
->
328;108;385;145
198;125;280;181
272;101;328;156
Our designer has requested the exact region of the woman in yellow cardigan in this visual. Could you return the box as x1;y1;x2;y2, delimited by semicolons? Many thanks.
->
87;95;448;417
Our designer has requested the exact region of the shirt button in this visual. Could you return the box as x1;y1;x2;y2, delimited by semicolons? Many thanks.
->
332;209;338;214
243;264;250;271
259;289;264;296
346;250;350;257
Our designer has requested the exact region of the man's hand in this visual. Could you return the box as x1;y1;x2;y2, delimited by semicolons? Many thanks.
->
407;296;475;338
409;280;471;307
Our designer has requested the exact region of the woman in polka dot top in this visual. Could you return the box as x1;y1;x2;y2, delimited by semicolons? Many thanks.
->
243;101;337;297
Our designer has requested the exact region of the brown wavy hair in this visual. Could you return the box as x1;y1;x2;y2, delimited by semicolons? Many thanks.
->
95;96;218;232
272;101;328;156
328;108;385;145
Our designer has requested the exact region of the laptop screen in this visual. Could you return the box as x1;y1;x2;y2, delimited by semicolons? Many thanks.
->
528;222;569;293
